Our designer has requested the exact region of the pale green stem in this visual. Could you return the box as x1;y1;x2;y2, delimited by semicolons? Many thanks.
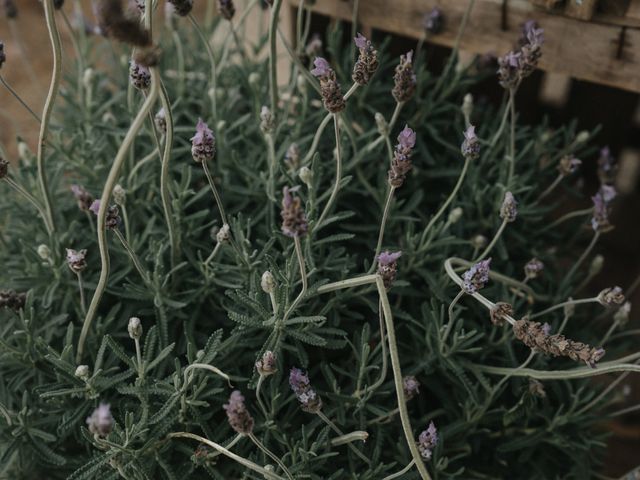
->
269;0;284;113
121;204;131;244
376;277;432;480
204;242;222;266
76;70;160;363
255;374;270;418
171;30;186;97
209;433;243;459
608;403;640;418
442;289;465;348
37;0;64;236
295;0;306;51
247;433;294;480
134;337;143;378
0;76;41;124
565;232;600;282
315;114;342;231
477;362;640;380
3;177;48;226
507;87;516;187
189;14;218;120
601;318;621;346
277;27;321;96
546;207;593;230
182;363;233;389
167;432;284;480
283;236;307;322
474;219;508;263
265;133;277;202
76;272;87;316
202;161;229;227
529;297;599;320
316;274;378;295
127;148;159;184
330;431;368;447
488;94;512;149
536;174;564;202
369;186;396;273
383;460;416;480
114;229;149;283
355;300;388;398
316;410;371;465
576;362;638;416
421;156;471;242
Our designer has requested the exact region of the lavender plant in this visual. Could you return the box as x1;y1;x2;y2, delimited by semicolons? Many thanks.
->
0;1;637;479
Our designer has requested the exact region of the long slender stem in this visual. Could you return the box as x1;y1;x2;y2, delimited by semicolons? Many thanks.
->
189;14;217;120
383;460;416;480
3;177;48;225
316;410;371;465
369;186;396;273
545;207;593;230
76;70;160;363
529;297;598;320
507;87;516;187
564;232;600;282
536;174;564;202
316;274;378;295
76;272;87;316
0;76;41;124
474;219;507;262
182;363;233;389
476;362;640;380
442;289;465;348
255;374;270;418
376;277;431;480
283;236;307;322
121;204;131;244
488;94;512;149
202;161;229;226
167;432;284;479
608;403;640;418
114;229;149;282
134;337;143;377
355;299;388;397
204;242;222;266
315;114;342;231
37;0;64;236
269;0;284;113
247;433;294;480
576;363;637;415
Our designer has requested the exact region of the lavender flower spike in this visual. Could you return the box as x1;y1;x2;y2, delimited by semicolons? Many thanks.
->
591;192;612;232
417;422;438;461
388;125;416;187
500;191;518;222
66;248;87;274
289;367;322;413
191;118;216;163
310;57;332;78
461;125;480;160
71;184;94;211
377;250;402;289
281;186;308;237
223;390;254;434
311;57;345;113
86;403;114;437
403;375;420;400
129;60;150;90
89;200;121;230
392;50;417;103
352;33;379;85
462;258;491;294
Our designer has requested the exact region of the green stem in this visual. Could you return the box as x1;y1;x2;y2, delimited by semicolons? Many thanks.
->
2;177;48;226
536;174;564;203
383;460;416;480
442;289;465;348
369;186;396;273
134;337;143;378
355;299;388;397
507;87;516;187
474;219;507;262
543;207;592;231
476;362;640;380
529;297;599;320
255;374;270;418
564;232;600;282
202;161;229;227
316;274;378;295
488;94;512;149
315;114;342;231
182;363;233;389
316;410;371;465
247;433;294;480
167;432;284;479
204;242;222;266
189;14;218;120
76;272;87;316
269;0;284;113
114;229;149;283
0;75;41;124
283;236;307;322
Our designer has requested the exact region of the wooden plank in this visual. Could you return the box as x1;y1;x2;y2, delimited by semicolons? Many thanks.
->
539;72;572;106
287;0;640;93
528;0;563;10
627;0;640;19
565;0;598;20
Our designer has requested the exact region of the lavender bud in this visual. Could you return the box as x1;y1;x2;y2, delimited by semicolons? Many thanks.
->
597;287;625;307
260;106;275;134
471;234;487;249
71;184;94;212
17;137;32;165
529;378;546;398
224;390;254;434
154;108;166;133
388;125;416;188
75;365;90;380
462;258;491;294
89;200;121;229
217;0;235;20
497;51;521;90
82;68;94;92
402;375;420;400
86;403;113;437
281;186;308;238
0;289;26;311
37;244;51;261
461;93;473;122
260;271;276;293
490;302;513;326
216;224;231;244
500;192;518;222
423;7;444;34
113;184;126;206
128;316;143;339
417;422;438;461
299;166;313;188
0;41;6;69
461;125;480;160
448;207;463;224
255;350;277;376
524;258;544;280
167;0;193;16
575;130;590;144
558;155;581;176
352;33;379;85
310;57;345;113
129;60;150;90
289;367;322;413
0;157;8;179
591;192;612;232
377;250;402;289
285;143;301;172
296;74;307;95
375;112;388;136
589;254;604;276
392;51;417;103
614;302;631;326
191;119;216;163
66;249;88;274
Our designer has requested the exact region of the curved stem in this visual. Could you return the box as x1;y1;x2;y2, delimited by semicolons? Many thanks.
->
376;277;431;479
442;289;465;348
37;0;64;236
189;14;217;120
3;177;48;226
383;460;416;480
204;242;222;266
545;207;592;230
121;204;131;244
247;433;294;480
182;363;233;389
564;232;600;282
529;297;599;320
476;362;640;380
167;432;284;479
302;113;332;166
488;94;512;149
269;0;284;113
255;374;270;418
369;186;396;273
76;272;87;316
114;229;149;283
474;219;507;262
316;410;371;465
76;70;160;363
283;236;307;322
315;114;342;231
0;76;41;124
536;174;564;203
355;299;388;397
202;161;229;227
576;363;638;416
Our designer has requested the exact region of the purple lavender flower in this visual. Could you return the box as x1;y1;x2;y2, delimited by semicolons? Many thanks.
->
86;403;114;437
310;57;345;113
542;322;552;335
392;51;417;103
423;7;444;34
89;200;121;229
599;184;617;203
191;119;216;163
388;126;416;188
500;191;518;222
289;367;322;413
71;184;94;212
461;125;480;160
310;57;332;78
403;375;420;400
497;51;522;89
377;250;402;289
417;422;438;461
129;60;150;90
591;192;612;232
223;390;254;434
352;33;379;85
597;286;625;307
598;146;616;184
462;258;491;294
524;258;544;280
281;186;308;237
66;248;87;274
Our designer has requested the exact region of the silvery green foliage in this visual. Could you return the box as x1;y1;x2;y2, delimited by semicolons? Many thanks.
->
0;10;632;480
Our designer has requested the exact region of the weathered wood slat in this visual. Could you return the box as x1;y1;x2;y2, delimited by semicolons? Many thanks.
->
288;0;640;93
565;0;598;20
627;0;640;20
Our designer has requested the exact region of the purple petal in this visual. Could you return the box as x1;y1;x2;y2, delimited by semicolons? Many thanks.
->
310;57;331;77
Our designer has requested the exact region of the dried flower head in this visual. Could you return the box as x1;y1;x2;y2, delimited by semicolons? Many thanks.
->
71;184;94;211
0;157;8;179
281;186;308;237
500;191;518;222
155;108;166;133
260;271;276;294
423;7;444;34
191;119;216;163
216;224;231;244
591;192;612;232
402;375;420;400
167;0;193;16
529;378;546;398
289;367;322;413
255;350;277;376
310;57;345;113
461;125;480;160
217;0;235;20
352;33;379;85
417;422;438;460
388;125;416;187
597;287;625;307
392;51;417;103
97;0;151;46
558;155;581;176
490;302;513;326
513;318;605;367
462;259;491;294
519;21;544;77
377;250;402;289
285;143;300;171
299;166;313;188
223;390;254;434
497;51;521;89
260;106;275;134
128;316;143;339
113;184;126;206
0;289;27;311
524;258;544;280
86;403;114;437
129;60;150;90
89;200;121;229
66;249;87;274
3;1;17;19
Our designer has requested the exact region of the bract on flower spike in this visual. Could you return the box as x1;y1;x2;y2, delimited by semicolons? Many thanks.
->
310;57;345;113
392;51;417;102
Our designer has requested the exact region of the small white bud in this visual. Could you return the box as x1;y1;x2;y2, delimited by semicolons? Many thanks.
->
128;317;143;339
296;74;307;95
261;271;276;293
575;130;590;144
75;365;90;380
207;87;216;104
37;244;51;260
113;184;126;206
82;68;94;91
216;120;226;133
248;72;261;87
299;166;313;188
461;93;473;121
216;224;231;244
589;254;604;276
260;106;275;134
448;207;463;224
375;113;388;136
471;234;488;249
17;138;32;166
